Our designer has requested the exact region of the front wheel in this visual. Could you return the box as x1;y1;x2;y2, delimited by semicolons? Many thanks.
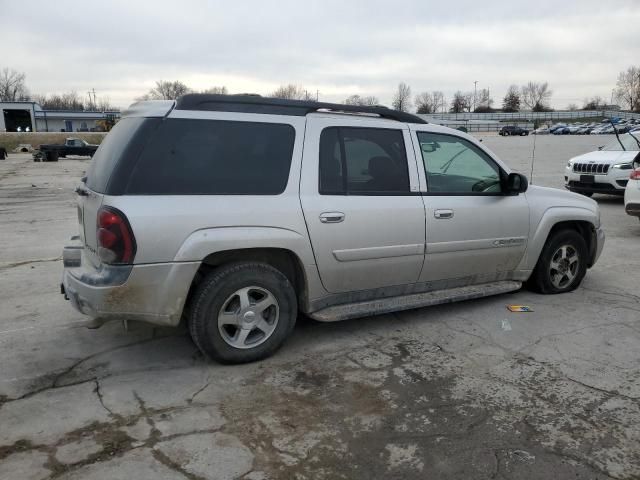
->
188;262;297;363
527;230;588;294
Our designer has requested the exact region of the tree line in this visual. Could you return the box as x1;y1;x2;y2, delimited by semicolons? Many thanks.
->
2;64;639;113
0;67;119;111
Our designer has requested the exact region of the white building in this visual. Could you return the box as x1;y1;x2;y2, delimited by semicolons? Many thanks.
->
0;101;120;132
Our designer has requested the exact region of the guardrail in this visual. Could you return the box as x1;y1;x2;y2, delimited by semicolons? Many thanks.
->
422;110;640;121
427;121;534;132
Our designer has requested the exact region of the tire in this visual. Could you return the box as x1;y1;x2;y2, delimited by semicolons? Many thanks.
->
47;152;59;162
188;262;297;363
527;229;588;294
580;191;593;197
503;131;510;136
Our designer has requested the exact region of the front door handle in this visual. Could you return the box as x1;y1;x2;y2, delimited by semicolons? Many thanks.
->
434;209;454;219
319;212;345;223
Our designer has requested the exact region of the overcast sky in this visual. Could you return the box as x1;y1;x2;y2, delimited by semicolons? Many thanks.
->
1;0;638;110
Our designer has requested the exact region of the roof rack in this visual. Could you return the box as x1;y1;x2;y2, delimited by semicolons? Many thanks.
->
174;94;427;124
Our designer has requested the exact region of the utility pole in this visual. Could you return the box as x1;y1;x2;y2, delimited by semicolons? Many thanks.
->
473;81;478;112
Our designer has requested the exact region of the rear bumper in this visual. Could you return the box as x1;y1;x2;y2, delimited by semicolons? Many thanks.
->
61;240;200;327
625;203;640;217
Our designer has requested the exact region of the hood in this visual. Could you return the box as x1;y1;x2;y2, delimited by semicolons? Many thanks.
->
570;150;638;165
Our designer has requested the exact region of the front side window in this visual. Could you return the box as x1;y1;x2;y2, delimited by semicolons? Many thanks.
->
417;132;502;194
126;119;295;195
319;127;409;195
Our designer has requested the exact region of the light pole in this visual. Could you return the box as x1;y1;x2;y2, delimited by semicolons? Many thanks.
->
473;81;478;112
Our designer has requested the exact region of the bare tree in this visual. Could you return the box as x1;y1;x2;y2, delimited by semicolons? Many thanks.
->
35;92;85;110
521;82;552;111
414;91;444;114
203;86;228;95
97;97;119;111
271;84;315;100
392;83;412;112
343;94;379;106
614;66;640;112
566;103;579;111
474;88;494;112
502;85;521;112
450;91;472;113
138;80;191;101
0;68;29;101
582;95;604;110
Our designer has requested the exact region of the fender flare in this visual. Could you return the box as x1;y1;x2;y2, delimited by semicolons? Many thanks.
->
518;206;598;271
173;226;316;266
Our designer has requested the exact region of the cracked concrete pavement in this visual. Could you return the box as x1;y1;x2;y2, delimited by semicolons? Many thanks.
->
0;135;639;479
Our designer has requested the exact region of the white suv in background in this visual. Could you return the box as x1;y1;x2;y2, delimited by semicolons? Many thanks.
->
565;133;640;196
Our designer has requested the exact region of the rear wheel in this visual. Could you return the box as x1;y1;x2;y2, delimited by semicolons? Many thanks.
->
527;229;588;294
188;262;297;363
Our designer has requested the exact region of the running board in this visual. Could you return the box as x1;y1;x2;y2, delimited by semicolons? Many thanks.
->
309;281;522;322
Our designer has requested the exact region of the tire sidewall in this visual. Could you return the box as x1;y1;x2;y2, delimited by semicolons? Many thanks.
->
190;263;297;363
534;230;588;294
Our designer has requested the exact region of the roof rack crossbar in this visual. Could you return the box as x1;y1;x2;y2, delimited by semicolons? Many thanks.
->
174;94;427;124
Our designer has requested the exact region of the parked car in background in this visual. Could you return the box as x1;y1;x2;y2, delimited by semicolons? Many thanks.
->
553;127;571;135
565;132;640;196
549;124;568;134
532;126;550;135
499;125;529;136
61;94;604;363
33;138;99;162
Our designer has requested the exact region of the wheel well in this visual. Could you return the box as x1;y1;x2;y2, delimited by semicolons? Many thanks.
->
547;220;596;267
183;248;308;321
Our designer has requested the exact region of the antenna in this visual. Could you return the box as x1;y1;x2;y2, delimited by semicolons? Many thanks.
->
529;125;537;184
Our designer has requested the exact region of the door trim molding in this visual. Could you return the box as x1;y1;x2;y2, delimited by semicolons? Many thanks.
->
333;243;424;262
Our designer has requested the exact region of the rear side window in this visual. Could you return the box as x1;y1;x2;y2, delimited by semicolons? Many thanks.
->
125;119;295;195
86;117;152;193
319;127;410;195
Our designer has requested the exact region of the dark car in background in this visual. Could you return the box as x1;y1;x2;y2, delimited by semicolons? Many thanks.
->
33;138;99;162
499;125;529;136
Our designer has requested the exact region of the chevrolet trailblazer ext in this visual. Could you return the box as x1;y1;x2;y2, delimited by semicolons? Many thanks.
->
61;94;605;363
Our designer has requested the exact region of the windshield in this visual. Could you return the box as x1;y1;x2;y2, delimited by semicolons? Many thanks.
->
601;133;640;152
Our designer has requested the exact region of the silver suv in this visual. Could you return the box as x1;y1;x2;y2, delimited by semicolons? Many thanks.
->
61;94;605;363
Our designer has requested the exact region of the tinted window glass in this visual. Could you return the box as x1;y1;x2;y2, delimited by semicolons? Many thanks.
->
126;119;295;195
319;127;409;195
417;132;501;194
86;117;148;193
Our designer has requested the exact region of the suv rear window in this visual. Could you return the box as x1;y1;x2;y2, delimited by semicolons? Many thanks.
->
125;119;295;195
86;117;153;193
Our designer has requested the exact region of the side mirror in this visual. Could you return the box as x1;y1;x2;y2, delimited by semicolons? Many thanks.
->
506;172;528;194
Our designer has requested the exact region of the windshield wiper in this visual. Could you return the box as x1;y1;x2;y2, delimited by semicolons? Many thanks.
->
441;149;466;173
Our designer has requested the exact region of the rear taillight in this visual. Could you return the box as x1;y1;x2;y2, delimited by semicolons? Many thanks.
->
630;169;640;180
97;206;136;264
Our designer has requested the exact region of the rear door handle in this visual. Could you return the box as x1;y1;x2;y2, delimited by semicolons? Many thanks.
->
434;209;454;219
319;212;345;223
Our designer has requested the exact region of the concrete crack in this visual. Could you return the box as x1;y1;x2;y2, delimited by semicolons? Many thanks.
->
0;256;62;271
94;378;115;416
